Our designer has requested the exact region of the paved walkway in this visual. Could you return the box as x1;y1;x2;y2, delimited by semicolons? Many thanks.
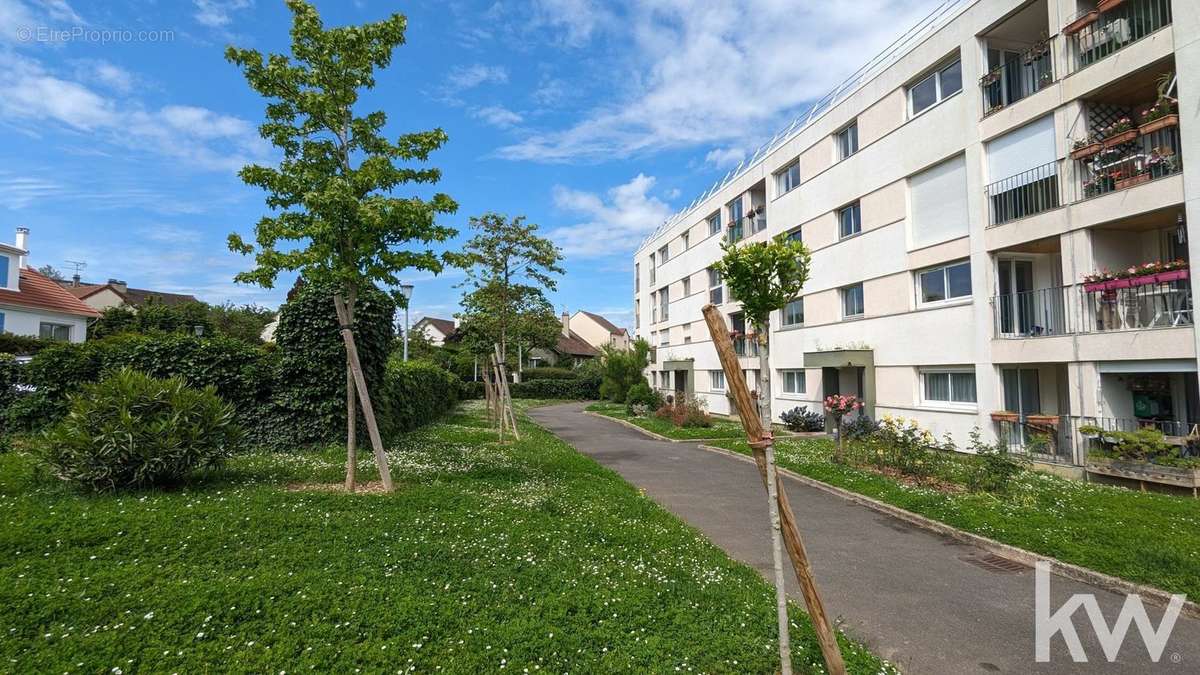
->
529;403;1200;674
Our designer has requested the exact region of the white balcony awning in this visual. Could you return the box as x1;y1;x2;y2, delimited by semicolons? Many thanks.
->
1099;359;1197;374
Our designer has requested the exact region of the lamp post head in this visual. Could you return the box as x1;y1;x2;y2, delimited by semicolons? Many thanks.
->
399;283;414;304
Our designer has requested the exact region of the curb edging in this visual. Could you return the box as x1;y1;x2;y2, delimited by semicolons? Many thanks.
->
695;443;1200;620
581;410;737;444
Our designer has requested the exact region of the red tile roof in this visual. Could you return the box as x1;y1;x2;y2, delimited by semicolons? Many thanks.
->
0;268;102;318
556;330;600;357
58;281;200;307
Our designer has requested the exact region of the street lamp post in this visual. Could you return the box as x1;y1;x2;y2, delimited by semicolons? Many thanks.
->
399;283;414;362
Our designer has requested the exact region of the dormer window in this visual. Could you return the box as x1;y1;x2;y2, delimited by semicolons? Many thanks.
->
0;253;9;290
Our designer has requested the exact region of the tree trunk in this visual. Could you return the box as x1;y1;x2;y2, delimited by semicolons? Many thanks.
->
333;293;394;492
344;293;357;492
757;323;792;674
702;305;846;675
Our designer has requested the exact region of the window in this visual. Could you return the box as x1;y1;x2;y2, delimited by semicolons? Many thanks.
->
710;370;726;392
727;198;744;242
660;329;669;346
776;161;800;194
918;260;972;305
682;323;692;343
682;276;691;296
682;232;690;249
635;300;640;328
708;212;722;236
39;322;71;341
708;267;723;304
781;369;806;394
909;59;962;116
0;255;8;289
838;202;861;239
922;369;977;406
659;286;669;322
634;263;640;291
649;253;656;285
910;155;968;248
651;291;658;323
0;311;4;333
836;122;858;160
782;298;804;326
658;244;669;264
652;371;658;387
841;283;864;318
786;227;802;243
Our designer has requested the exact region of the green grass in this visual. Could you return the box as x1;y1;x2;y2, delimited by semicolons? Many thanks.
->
708;435;1200;600
585;402;764;440
0;400;891;674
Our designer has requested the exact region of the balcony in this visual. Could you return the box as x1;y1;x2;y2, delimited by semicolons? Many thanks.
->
985;160;1061;227
980;41;1054;116
1065;0;1172;73
992;277;1191;338
1070;121;1181;201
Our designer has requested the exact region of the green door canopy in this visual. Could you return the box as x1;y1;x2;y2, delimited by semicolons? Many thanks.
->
802;349;874;369
663;360;694;370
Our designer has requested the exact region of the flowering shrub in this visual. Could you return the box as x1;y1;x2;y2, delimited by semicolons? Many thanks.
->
1141;98;1176;123
1082;259;1187;284
1098;117;1133;139
823;394;861;419
654;396;713;428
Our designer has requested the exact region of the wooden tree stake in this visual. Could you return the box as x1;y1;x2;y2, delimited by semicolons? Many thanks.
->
334;295;394;492
701;304;845;675
493;344;520;441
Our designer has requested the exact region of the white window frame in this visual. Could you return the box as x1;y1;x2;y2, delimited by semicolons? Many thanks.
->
682;276;691;296
707;267;723;305
710;369;726;392
919;367;978;409
908;58;962;118
775;160;800;195
838;202;862;239
658;244;669;264
658;286;669;322
682;231;690;250
916;259;972;307
682;323;692;343
781;297;804;327
841;283;865;319
707;211;722;236
780;369;806;395
39;322;72;342
836;121;858;161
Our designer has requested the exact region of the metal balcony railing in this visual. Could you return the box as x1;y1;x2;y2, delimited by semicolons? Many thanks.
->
1071;124;1182;201
981;44;1053;116
992;278;1192;338
985;161;1061;226
1068;0;1172;73
995;414;1199;467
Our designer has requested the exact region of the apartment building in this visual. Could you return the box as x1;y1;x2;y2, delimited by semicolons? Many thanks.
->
633;0;1199;465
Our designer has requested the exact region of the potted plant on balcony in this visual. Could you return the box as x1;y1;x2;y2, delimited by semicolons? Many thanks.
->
1063;9;1099;35
1097;0;1127;12
1099;118;1138;148
1157;259;1189;283
990;410;1020;423
1070;136;1101;160
1025;413;1060;427
980;67;1002;87
1082;171;1116;198
1139;100;1178;135
1146;147;1179;178
1114;167;1151;190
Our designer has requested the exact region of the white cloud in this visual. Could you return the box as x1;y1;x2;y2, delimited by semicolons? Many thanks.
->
532;0;613;47
0;174;61;209
548;173;672;258
73;59;135;93
193;0;253;28
499;0;937;162
446;63;509;91
473;105;523;128
704;146;745;169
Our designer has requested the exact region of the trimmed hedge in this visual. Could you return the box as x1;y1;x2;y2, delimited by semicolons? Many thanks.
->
521;367;577;381
0;333;45;356
380;358;461;437
0;354;20;430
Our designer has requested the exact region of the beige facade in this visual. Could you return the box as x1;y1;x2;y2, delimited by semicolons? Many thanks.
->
634;0;1200;464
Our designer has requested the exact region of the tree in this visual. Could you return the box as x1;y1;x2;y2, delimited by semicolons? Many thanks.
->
598;338;651;403
713;233;812;674
225;0;457;491
209;302;276;344
36;264;64;280
456;214;563;365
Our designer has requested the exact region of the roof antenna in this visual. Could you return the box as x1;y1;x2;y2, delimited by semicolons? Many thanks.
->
64;260;87;287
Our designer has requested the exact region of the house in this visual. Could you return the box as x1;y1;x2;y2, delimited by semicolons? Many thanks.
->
526;312;600;369
412;316;457;346
632;0;1200;469
0;228;101;342
569;310;630;351
58;277;200;311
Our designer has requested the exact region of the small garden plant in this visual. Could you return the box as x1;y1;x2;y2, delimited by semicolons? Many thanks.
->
780;406;824;432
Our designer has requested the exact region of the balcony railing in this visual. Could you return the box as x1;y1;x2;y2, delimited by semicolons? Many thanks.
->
733;336;759;358
985;160;1061;226
1071;124;1182;201
981;44;1053;116
992;277;1192;338
1067;0;1172;73
995;413;1198;466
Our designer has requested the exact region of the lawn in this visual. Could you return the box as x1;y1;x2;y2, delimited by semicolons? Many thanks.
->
586;402;767;440
708;435;1200;600
0;400;891;674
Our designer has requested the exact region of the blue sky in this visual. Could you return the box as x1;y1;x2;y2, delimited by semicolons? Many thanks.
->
0;0;936;329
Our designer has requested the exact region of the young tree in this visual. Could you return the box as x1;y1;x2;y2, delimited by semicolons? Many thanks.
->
225;0;457;492
713;234;813;674
598;338;651;403
456;213;564;364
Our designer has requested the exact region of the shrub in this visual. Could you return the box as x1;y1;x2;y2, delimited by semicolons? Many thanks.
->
841;414;880;440
4;392;67;434
624;381;662;413
654;396;713;428
598;339;651;403
965;429;1028;493
379;358;460;437
0;353;19;416
509;377;600;400
0;332;45;356
36;369;243;491
780;406;823;432
522;366;576;380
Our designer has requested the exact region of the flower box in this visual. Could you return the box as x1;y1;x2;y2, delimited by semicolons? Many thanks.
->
1025;414;1060;427
1139;114;1178;135
1087;456;1200;494
1127;273;1160;288
1097;0;1127;11
1108;278;1132;289
1063;10;1099;35
1101;129;1139;148
1070;142;1102;160
990;411;1019;423
1083;281;1107;293
1115;172;1151;190
1157;269;1190;283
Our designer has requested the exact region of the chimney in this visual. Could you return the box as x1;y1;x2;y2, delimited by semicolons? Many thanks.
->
72;274;81;287
561;310;570;337
14;227;28;269
108;278;128;294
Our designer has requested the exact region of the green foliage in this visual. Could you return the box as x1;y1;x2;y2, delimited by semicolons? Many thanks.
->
0;332;46;356
599;338;651;403
4;392;66;434
965;430;1029;493
36;369;243;491
208;302;276;344
712;234;811;331
379;358;460;437
509;378;599;400
269;279;394;448
0;353;19;414
225;0;457;308
780;406;824;432
1089;427;1199;468
456;213;564;361
654;397;713;428
91;300;215;340
841;415;879;440
623;381;662;413
522;366;576;380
